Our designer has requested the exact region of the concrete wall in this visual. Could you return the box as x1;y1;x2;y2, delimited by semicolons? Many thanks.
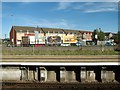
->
47;71;56;82
86;71;96;82
28;70;35;80
39;67;47;82
101;70;115;82
65;71;76;82
1;67;21;81
80;67;96;82
60;67;77;83
20;67;28;80
1;66;118;83
106;71;115;82
81;67;86;82
60;67;66;82
34;67;38;80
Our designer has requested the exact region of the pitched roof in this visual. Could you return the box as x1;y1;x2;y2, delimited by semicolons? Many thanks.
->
13;26;36;33
12;26;93;34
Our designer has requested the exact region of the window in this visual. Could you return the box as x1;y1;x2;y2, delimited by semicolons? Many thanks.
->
27;30;29;34
70;32;73;34
47;31;49;34
39;30;43;33
20;30;22;33
60;32;63;34
55;32;58;33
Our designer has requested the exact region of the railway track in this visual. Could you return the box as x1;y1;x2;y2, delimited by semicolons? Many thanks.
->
1;82;120;90
2;55;119;62
1;55;119;66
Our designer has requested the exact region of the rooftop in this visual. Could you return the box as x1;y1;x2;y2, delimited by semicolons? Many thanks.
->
12;26;93;34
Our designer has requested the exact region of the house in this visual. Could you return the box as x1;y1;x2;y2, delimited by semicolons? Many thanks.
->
10;26;93;46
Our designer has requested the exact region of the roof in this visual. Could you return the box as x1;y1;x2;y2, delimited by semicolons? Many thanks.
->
13;26;36;33
12;26;93;34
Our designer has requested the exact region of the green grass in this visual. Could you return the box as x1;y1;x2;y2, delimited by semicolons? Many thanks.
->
2;49;120;55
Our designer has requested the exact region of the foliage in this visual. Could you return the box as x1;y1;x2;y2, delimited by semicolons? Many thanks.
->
92;28;105;41
113;31;120;44
97;30;105;41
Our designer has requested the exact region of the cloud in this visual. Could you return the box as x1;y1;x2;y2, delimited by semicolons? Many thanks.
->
85;8;117;13
57;2;72;10
68;0;119;2
2;0;35;2
0;2;2;20
25;19;76;29
38;19;76;29
2;0;120;2
56;2;118;13
83;2;118;13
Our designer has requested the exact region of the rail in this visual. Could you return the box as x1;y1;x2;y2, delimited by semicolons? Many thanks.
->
1;81;120;90
1;55;120;66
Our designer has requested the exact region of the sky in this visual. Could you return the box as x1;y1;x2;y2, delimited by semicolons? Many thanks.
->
1;1;119;38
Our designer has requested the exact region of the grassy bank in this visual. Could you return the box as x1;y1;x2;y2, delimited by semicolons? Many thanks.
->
2;48;119;55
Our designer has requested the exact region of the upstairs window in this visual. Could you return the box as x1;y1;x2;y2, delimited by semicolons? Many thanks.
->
20;30;22;33
70;32;73;34
27;30;29;34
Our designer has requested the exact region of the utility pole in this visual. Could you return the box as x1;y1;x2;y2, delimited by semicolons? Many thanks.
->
11;15;14;47
5;34;6;39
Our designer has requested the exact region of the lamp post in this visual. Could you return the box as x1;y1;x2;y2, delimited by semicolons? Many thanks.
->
11;15;14;47
5;34;6;39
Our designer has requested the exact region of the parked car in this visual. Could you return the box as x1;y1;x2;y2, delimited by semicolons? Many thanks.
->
76;42;83;47
105;42;113;46
61;43;71;46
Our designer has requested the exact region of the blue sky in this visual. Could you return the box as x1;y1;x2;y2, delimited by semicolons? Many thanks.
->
2;2;118;38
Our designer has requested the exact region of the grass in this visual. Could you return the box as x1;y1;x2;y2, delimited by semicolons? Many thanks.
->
2;48;120;55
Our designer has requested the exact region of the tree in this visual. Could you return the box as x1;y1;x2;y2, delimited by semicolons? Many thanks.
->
97;28;105;52
97;30;105;41
92;28;105;45
92;29;98;45
92;28;105;51
113;31;120;44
